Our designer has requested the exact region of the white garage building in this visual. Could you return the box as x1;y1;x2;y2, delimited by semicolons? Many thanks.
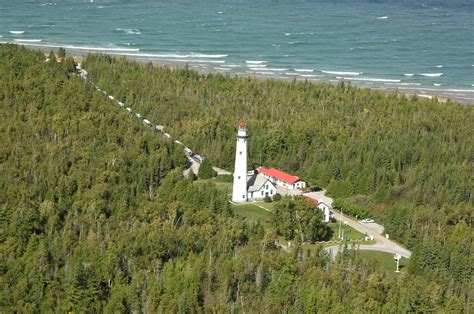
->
257;167;306;190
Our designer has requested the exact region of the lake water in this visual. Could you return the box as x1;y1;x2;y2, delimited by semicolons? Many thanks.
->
1;0;473;102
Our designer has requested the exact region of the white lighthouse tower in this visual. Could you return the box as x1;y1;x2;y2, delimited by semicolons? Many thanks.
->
232;121;249;203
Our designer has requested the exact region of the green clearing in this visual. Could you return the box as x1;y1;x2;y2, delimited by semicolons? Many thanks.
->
356;251;408;275
231;203;272;224
327;222;365;241
194;178;232;194
253;201;277;211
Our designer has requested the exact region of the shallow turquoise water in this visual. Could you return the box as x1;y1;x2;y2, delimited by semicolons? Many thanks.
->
1;0;472;101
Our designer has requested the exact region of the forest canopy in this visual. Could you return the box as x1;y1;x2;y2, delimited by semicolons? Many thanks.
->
0;44;472;312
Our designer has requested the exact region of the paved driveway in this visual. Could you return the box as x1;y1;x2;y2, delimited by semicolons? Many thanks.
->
305;190;411;258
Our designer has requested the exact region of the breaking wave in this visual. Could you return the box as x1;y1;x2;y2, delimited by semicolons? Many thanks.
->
419;73;444;77
321;70;362;76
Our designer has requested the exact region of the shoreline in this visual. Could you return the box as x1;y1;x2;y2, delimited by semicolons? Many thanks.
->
12;43;472;105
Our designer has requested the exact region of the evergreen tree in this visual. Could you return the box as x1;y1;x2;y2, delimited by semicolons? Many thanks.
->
198;158;215;179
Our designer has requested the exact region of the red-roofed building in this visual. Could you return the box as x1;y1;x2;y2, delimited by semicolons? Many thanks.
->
258;166;306;190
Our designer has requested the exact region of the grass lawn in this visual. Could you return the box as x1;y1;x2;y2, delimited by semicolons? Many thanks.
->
356;251;408;275
327;222;365;241
194;178;232;195
231;203;272;224
254;201;277;211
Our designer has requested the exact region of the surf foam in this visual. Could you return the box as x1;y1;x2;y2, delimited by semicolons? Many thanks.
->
321;70;362;76
246;60;266;64
419;73;443;77
14;39;42;42
337;76;401;83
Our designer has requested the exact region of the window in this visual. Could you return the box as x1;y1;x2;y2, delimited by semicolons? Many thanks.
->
261;191;264;196
238;176;241;179
239;151;242;155
242;195;245;199
266;184;268;189
270;190;273;195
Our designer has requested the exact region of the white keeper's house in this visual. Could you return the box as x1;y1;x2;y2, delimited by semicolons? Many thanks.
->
258;167;306;190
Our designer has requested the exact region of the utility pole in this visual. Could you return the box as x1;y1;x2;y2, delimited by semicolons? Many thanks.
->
338;208;343;239
394;253;401;273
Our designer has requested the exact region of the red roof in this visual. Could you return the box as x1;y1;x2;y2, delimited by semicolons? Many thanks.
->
304;196;319;205
258;167;301;184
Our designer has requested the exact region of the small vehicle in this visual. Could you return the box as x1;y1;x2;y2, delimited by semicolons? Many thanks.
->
135;113;142;119
174;140;182;145
117;101;124;107
163;133;171;139
108;95;114;100
184;147;192;156
125;107;132;113
193;155;203;162
155;125;164;132
361;218;374;223
143;119;151;126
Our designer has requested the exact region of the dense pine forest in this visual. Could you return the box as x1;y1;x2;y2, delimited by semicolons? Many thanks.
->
0;44;472;312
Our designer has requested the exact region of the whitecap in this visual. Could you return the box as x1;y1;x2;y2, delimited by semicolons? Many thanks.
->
399;83;421;86
294;69;313;72
247;64;266;68
116;28;141;35
250;67;287;71
187;53;228;58
285;73;299;76
64;45;139;52
301;74;322;78
321;70;362;76
246;60;266;64
214;67;230;71
129;52;227;58
221;64;240;68
40;2;56;6
14;39;42;42
435;65;443;68
337;76;401;83
404;73;414;77
285;33;291;36
9;31;25;35
433;83;442;86
419;73;443;77
255;71;276;75
12;42;141;52
114;55;226;64
377;16;388;20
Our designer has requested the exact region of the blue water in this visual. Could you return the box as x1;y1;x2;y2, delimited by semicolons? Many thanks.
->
1;0;473;102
